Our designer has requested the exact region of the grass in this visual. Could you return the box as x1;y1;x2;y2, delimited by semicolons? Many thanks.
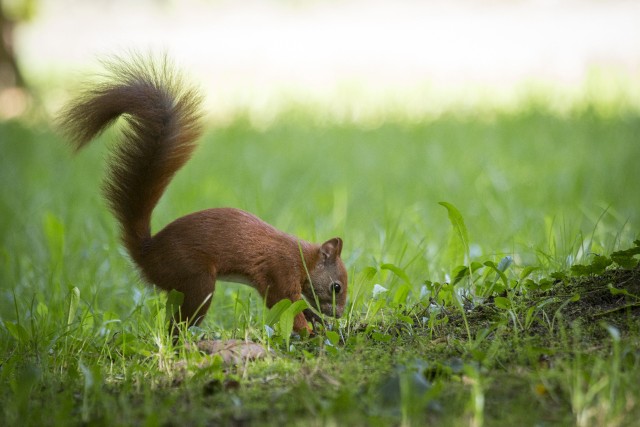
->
1;88;640;426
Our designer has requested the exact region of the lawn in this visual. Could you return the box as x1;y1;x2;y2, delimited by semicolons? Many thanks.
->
1;84;639;426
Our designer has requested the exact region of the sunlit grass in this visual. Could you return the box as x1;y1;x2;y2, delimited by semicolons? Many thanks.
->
1;81;639;425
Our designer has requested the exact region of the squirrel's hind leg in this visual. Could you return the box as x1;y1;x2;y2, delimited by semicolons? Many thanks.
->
169;272;215;336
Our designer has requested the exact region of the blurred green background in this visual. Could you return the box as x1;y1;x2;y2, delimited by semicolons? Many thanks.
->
1;0;639;322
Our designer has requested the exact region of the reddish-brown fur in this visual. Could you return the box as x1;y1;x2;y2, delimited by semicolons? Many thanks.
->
59;55;347;334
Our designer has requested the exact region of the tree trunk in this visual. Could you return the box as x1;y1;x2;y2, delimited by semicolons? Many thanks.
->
0;2;26;90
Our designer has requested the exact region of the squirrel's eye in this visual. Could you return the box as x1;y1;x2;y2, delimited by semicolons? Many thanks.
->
331;282;341;294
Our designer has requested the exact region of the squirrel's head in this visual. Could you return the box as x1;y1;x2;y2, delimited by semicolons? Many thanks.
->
302;237;348;319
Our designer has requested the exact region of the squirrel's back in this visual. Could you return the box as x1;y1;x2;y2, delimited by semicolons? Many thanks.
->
58;55;203;264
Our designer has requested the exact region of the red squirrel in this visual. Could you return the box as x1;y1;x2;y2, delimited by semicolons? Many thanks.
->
59;55;348;335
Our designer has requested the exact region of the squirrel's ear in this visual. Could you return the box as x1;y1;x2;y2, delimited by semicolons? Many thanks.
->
320;237;343;260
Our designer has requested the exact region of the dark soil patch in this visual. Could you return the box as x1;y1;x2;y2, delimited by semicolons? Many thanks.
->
558;266;640;318
414;265;640;344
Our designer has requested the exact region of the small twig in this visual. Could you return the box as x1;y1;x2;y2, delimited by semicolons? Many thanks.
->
592;302;640;318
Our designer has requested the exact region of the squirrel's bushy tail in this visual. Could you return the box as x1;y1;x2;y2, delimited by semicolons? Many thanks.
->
58;55;203;261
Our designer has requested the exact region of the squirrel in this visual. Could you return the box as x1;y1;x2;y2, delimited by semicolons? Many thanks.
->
58;55;348;335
